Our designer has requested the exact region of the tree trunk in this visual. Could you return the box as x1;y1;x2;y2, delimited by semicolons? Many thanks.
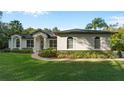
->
117;51;122;58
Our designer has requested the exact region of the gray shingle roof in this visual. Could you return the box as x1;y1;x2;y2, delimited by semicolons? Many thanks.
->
20;34;33;39
55;29;117;34
12;29;116;39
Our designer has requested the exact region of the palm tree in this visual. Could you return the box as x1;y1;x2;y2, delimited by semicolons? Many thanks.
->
85;18;108;30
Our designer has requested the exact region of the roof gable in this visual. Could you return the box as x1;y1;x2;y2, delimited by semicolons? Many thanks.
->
32;29;56;38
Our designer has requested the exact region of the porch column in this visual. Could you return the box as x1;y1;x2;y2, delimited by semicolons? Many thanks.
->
33;37;37;53
19;37;22;50
43;38;47;49
10;37;14;50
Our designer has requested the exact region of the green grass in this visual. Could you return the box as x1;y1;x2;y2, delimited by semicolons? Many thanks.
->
0;53;124;81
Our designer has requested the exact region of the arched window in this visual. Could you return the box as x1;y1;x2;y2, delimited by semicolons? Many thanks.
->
67;37;73;49
16;39;20;48
94;37;100;49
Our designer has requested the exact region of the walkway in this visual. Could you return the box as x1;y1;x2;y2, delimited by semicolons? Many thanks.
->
31;53;124;62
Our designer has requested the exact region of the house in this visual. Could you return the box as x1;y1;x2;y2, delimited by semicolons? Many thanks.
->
8;29;115;52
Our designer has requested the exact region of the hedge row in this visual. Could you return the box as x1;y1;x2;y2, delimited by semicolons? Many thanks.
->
0;48;33;53
38;48;116;58
57;50;115;58
1;48;117;58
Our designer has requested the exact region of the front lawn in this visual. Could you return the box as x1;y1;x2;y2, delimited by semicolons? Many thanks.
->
0;53;124;81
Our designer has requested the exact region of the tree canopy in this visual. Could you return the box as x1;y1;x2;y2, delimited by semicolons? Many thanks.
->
0;11;2;20
110;29;124;57
0;12;9;49
9;20;23;35
23;27;36;34
52;27;60;32
85;18;108;30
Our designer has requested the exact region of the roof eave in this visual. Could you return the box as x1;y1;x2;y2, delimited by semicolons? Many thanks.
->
54;31;117;35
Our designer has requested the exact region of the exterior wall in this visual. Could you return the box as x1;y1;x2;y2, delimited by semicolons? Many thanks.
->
21;39;28;48
8;39;11;48
35;37;42;51
57;34;111;50
9;33;112;51
46;39;49;48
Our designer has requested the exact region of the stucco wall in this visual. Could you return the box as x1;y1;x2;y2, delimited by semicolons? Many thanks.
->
9;36;33;49
8;39;11;48
57;33;111;50
21;39;29;48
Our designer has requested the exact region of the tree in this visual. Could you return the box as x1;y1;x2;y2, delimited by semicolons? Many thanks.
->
23;27;36;34
52;27;60;32
0;11;3;31
110;30;124;58
105;23;119;31
43;28;51;32
0;12;9;49
9;20;23;35
0;19;23;49
0;32;8;49
85;23;92;30
0;11;2;20
0;22;10;36
85;18;108;30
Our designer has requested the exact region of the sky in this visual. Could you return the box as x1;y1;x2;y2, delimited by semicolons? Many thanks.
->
1;11;124;30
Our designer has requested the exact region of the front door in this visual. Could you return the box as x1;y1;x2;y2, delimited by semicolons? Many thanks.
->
40;38;44;49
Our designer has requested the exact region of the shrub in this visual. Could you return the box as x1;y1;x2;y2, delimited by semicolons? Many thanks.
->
57;50;116;58
11;48;33;53
39;48;57;58
0;48;11;52
0;48;33;53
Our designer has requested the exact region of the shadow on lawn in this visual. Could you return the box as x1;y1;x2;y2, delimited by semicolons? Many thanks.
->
0;53;124;81
1;60;124;81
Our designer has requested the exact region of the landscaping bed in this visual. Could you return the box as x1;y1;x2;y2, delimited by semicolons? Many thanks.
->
38;48;117;59
57;50;116;58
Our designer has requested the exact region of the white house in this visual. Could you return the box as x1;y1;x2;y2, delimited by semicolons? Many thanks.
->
8;29;115;52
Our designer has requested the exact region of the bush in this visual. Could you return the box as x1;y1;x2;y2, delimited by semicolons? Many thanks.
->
11;48;33;53
0;48;33;53
0;48;11;52
57;50;116;58
39;48;57;58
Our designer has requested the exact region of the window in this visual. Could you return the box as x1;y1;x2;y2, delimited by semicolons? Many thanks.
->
27;40;34;48
49;39;57;48
67;37;73;49
16;39;20;48
94;37;100;49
